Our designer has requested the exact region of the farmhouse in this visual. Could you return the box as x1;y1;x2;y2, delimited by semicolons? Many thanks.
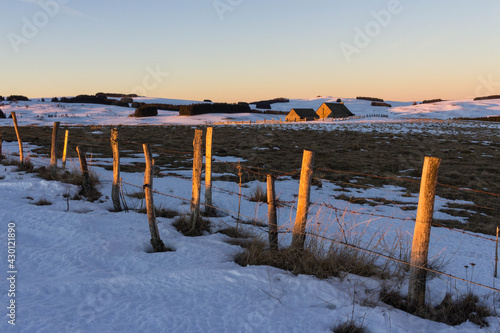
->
285;108;319;122
316;103;353;119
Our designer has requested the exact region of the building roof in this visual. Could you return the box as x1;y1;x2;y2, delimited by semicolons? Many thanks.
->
289;108;319;118
321;103;353;117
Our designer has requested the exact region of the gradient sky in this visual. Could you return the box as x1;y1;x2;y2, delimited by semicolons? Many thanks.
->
1;0;500;102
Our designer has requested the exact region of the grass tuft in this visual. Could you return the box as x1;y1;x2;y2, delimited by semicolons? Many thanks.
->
172;215;211;237
138;206;179;219
332;320;365;333
380;289;491;327
33;197;52;206
248;185;267;203
217;227;252;239
235;240;384;279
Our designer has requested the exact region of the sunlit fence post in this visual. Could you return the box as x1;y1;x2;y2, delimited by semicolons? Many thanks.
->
291;150;314;249
11;112;23;166
408;156;441;309
190;129;203;232
143;143;167;252
111;128;122;212
205;127;214;215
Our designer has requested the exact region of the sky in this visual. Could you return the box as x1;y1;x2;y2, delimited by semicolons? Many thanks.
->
1;0;500;103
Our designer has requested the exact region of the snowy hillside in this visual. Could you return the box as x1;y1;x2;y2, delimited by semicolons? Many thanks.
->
0;95;499;332
0;156;499;332
1;96;499;127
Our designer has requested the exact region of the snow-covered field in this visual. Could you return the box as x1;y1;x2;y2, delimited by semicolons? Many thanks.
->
1;96;500;127
0;96;499;332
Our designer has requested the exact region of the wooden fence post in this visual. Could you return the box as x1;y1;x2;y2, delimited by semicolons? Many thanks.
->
62;130;69;169
190;129;203;232
76;146;92;197
267;174;278;251
110;128;122;212
11;112;23;166
50;122;60;172
495;227;499;278
237;161;243;222
408;156;441;309
205;127;214;215
143;144;167;252
291;150;315;249
0;132;3;157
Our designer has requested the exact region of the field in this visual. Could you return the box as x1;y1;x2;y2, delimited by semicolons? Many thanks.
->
1;98;499;332
1;119;497;233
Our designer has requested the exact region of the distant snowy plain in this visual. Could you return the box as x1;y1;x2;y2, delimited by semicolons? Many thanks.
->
0;96;499;332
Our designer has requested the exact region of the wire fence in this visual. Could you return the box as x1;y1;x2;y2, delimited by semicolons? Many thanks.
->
1;121;499;295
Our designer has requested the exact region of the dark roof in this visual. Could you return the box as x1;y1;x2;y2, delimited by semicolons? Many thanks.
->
322;103;353;117
290;108;319;118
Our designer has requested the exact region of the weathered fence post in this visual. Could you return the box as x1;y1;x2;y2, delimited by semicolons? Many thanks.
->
408;156;441;309
190;129;203;232
11;112;23;166
495;226;499;278
267;174;278;251
204;127;214;215
50;122;60;173
291;150;315;249
110;128;122;212
76;146;92;197
237;161;243;222
62;130;69;169
0;132;3;157
143;143;167;252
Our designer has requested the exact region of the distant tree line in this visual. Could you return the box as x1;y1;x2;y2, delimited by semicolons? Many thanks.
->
180;103;251;116
96;92;138;98
356;96;384;102
473;95;500;101
250;97;289;110
131;105;158;117
371;102;392;107
131;102;181;112
4;95;30;102
54;94;130;107
422;99;443;104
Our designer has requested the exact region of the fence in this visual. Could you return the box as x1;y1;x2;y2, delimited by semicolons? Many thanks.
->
2;113;500;305
209;114;389;126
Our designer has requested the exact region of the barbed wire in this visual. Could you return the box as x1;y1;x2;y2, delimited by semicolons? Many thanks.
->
92;168;500;294
2;126;498;245
2;147;499;294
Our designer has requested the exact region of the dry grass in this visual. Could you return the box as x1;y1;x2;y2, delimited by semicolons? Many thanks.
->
234;239;385;280
137;206;179;219
0;123;497;234
33;197;52;206
217;227;253;239
380;289;490;328
332;321;365;333
172;215;211;237
248;185;267;203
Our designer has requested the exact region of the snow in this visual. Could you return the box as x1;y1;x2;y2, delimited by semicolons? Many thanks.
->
1;96;500;128
0;96;499;332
